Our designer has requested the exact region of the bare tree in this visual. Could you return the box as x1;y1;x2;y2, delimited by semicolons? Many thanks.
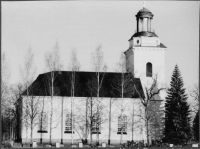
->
23;86;41;143
68;49;80;145
69;98;89;142
149;100;164;142
87;79;100;145
126;100;142;143
91;45;107;144
1;52;11;142
8;83;24;141
44;41;63;144
190;83;199;113
74;76;108;146
1;52;10;114
133;74;165;146
20;47;36;91
113;52;133;145
20;47;36;143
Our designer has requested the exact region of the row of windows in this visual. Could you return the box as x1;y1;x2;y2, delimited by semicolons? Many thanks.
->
37;113;128;134
38;113;74;133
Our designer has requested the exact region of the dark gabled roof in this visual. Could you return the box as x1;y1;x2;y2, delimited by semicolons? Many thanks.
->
22;71;144;98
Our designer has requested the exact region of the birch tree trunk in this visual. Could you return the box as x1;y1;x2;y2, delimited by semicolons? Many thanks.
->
108;98;111;145
90;97;93;145
69;49;80;145
61;98;63;144
132;104;134;141
85;98;88;142
45;42;62;144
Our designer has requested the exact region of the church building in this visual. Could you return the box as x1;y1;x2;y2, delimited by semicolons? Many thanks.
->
16;6;166;145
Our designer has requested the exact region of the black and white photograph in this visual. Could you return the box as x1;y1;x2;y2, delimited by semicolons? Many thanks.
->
1;1;199;148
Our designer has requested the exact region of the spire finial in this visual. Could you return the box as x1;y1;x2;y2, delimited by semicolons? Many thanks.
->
143;1;145;8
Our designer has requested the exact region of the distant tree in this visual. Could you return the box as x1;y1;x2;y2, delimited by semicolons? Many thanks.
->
1;52;11;141
1;52;10;114
44;41;63;144
164;65;192;145
9;83;25;142
192;110;199;141
190;83;199;113
190;83;199;142
7;84;21;141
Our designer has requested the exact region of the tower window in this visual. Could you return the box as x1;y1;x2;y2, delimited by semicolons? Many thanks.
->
137;40;139;44
146;62;152;77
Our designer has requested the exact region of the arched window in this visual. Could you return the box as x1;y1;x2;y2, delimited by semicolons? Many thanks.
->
146;62;152;77
117;115;127;134
38;112;48;133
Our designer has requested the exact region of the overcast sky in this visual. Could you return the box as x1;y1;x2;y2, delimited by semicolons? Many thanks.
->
2;1;199;96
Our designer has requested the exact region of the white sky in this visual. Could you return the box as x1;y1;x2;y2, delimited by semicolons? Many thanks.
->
2;1;199;95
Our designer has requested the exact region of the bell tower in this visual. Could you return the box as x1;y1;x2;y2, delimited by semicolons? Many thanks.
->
124;6;166;98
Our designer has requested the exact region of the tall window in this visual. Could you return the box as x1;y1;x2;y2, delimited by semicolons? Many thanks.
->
92;113;101;134
146;62;152;77
117;115;127;134
65;113;72;133
38;112;48;133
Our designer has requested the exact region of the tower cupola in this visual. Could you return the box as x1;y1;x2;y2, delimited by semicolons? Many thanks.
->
128;5;165;48
136;7;153;32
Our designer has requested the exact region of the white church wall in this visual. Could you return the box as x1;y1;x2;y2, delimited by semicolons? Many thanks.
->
21;96;147;144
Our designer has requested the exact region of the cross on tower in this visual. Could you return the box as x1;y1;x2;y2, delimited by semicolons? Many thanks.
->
143;1;145;8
